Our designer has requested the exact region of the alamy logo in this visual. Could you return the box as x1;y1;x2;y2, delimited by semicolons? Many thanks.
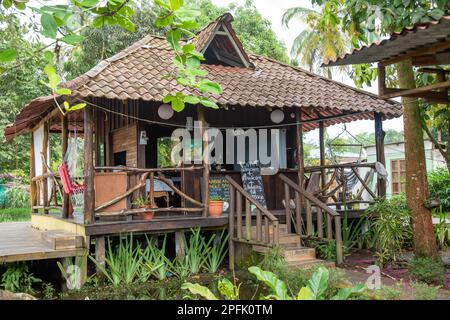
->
170;121;281;172
365;265;381;290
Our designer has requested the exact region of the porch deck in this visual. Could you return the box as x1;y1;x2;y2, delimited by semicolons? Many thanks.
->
0;222;86;263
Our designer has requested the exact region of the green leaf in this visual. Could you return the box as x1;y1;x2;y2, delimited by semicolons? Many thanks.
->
218;278;239;300
297;287;313;300
162;95;173;103
154;0;171;10
199;98;218;109
117;16;135;32
60;34;85;45
43;51;54;64
248;266;290;300
306;267;329;300
171;96;185;112
169;0;183;11
92;16;105;28
66;103;87;112
56;88;72;95
2;0;13;9
14;1;26;10
0;48;17;63
197;79;222;94
41;13;58;39
182;43;195;54
176;77;190;86
181;282;218;300
155;14;174;28
331;284;365;300
80;0;99;7
186;56;201;69
176;8;201;21
183;95;200;105
166;29;182;52
44;64;60;89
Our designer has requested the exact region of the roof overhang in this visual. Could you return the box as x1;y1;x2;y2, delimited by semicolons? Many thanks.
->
323;16;450;67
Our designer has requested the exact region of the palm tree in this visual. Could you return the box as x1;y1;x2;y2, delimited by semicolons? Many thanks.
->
282;4;349;79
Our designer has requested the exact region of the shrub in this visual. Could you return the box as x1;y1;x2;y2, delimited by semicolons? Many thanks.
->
408;256;446;285
411;281;441;300
1;263;41;294
317;240;337;261
428;168;450;212
366;195;412;265
3;185;30;209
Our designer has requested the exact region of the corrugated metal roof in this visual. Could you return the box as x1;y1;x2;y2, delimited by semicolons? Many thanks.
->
324;16;450;66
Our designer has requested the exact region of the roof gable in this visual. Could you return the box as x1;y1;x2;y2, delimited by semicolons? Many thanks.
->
192;13;253;68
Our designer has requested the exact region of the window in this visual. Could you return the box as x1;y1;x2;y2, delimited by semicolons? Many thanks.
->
391;159;406;195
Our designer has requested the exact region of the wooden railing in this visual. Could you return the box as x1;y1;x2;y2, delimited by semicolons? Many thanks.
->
93;166;204;217
303;162;379;210
225;175;279;270
278;173;343;264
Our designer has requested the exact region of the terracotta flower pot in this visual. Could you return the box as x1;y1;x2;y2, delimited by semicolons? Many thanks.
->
142;211;154;221
209;200;224;217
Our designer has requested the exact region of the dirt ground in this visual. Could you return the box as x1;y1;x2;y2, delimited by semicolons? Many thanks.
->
341;249;450;300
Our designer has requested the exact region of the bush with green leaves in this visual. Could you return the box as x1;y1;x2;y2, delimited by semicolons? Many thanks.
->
366;195;413;265
1;263;41;294
411;281;441;300
408;256;446;285
428;168;450;212
3;185;30;209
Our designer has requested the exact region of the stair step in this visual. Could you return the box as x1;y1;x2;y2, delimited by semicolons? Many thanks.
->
279;234;301;244
283;248;316;261
286;259;336;269
41;231;84;250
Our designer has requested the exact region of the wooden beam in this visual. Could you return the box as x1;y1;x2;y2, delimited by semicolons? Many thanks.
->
318;120;326;191
378;64;386;97
42;121;49;215
380;80;450;99
30;132;37;214
296;109;305;188
198;106;209;217
374;112;386;198
84;106;95;224
379;40;450;67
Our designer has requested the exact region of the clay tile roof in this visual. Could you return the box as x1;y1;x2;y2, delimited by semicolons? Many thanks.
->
324;15;450;66
5;13;401;141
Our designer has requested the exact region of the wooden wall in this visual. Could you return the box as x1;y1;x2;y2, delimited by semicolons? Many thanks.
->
111;124;138;167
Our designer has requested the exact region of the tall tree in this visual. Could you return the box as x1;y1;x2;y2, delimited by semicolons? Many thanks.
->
334;0;448;258
282;0;350;78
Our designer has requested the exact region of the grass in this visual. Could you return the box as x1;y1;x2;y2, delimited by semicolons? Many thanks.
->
0;208;31;222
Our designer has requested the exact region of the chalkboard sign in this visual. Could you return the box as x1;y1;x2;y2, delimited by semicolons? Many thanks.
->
204;176;231;212
239;162;267;210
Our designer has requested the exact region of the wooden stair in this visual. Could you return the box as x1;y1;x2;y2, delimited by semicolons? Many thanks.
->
41;230;84;250
251;224;335;269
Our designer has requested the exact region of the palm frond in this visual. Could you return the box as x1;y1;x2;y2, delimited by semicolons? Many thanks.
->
282;7;318;27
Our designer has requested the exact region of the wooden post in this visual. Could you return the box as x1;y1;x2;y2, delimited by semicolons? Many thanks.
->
296;109;305;187
84;106;95;224
228;185;235;270
245;199;251;241
378;64;386;97
284;183;291;232
175;231;186;259
95;236;105;275
61;114;69;218
42;121;49;214
198;107;209;217
374;112;386;197
319;121;326;192
30;132;37;214
334;215;343;265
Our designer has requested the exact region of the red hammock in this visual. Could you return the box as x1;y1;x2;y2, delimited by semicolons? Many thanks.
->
58;161;86;195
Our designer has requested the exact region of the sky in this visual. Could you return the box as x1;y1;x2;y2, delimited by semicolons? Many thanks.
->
211;0;404;143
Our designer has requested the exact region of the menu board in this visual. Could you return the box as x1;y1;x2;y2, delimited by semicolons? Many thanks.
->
239;162;267;210
208;176;231;212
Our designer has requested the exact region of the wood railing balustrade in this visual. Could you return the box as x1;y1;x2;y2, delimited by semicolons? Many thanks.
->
278;173;343;265
93;166;204;217
225;175;279;269
303;162;380;210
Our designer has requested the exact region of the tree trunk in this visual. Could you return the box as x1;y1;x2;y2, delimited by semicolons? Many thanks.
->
397;59;438;258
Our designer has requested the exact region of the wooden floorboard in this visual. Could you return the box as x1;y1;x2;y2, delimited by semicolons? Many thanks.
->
0;222;86;263
85;216;229;236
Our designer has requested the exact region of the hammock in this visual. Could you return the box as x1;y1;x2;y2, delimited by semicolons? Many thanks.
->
58;120;85;208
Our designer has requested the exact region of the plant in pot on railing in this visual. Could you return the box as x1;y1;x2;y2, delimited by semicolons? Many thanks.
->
209;194;224;218
132;196;154;221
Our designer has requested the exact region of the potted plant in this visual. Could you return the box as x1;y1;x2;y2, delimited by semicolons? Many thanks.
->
209;195;224;218
132;196;154;221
